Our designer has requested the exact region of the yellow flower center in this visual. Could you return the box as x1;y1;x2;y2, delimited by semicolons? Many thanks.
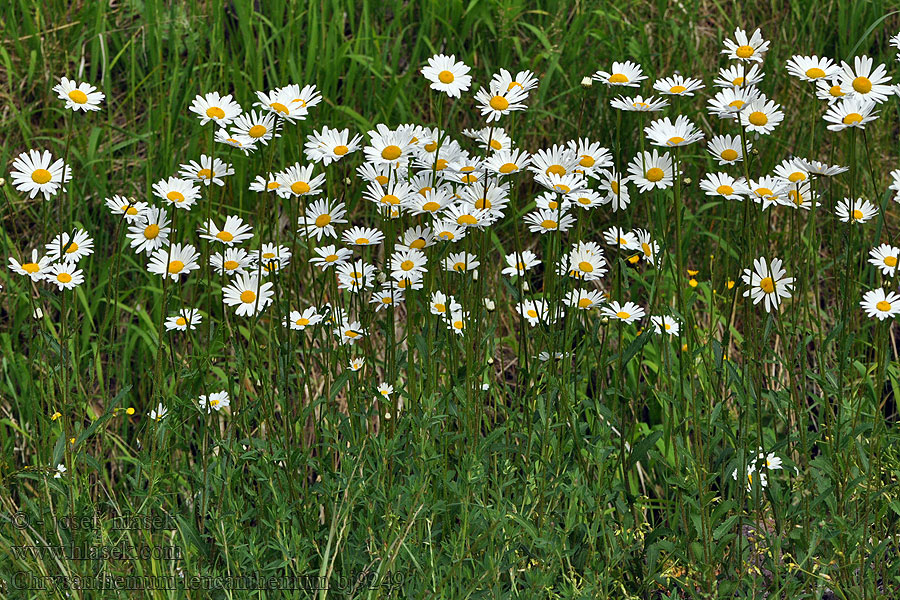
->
608;73;628;83
852;209;864;220
291;181;310;194
424;141;438;153
453;320;464;329
732;77;745;86
755;188;773;197
759;277;775;293
496;162;518;175
717;185;734;195
167;190;185;202
240;290;256;303
646;167;664;182
460;174;478;183
434;303;446;313
610;180;619;194
852;76;872;94
842;113;863;125
248;124;267;138
65;242;78;254
788;172;806;182
735;45;755;58
270;102;289;114
175;317;187;326
168;260;184;274
439;231;454;240
728;100;745;110
315;214;332;227
205;106;225;119
579;261;594;273
577;196;591;205
375;175;389;185
805;67;826;79
438;70;455;83
410;239;426;249
57;272;72;283
223;260;239;270
719;148;738;160
198;168;214;179
489;95;510;111
397;260;414;272
748;111;768;126
333;145;349;156
68;89;88;104
829;85;844;97
554;184;570;194
667;136;685;146
664;323;672;330
452;262;466;272
616;311;631;319
526;309;538;318
670;85;687;93
22;262;40;273
381;194;400;205
540;219;558;229
547;164;566;176
144;224;160;239
579;155;595;168
381;145;402;160
642;242;652;256
877;300;892;311
578;298;593;308
884;256;898;267
356;237;370;245
31;169;52;184
633;102;648;108
422;201;441;212
124;206;138;215
323;254;339;263
490;139;502;150
508;81;523;91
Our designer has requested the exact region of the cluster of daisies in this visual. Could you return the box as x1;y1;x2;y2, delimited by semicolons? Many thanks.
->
7;27;900;428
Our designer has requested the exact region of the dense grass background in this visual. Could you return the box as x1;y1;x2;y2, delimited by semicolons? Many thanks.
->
2;0;900;598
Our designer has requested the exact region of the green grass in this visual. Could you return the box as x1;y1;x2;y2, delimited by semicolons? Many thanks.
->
2;0;900;598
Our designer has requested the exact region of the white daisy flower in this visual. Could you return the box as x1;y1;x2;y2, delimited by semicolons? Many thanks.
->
188;92;242;126
650;315;680;335
609;94;669;112
741;256;794;313
53;76;104;112
147;243;201;281
105;195;148;223
231;110;281;145
421;54;473;98
179;155;234;187
283;307;323;330
653;74;704;96
211;247;255;276
823;97;879;131
627;150;673;192
707;134;750;165
740;97;784;135
593;60;647;87
785;55;840;82
838;55;894;104
835;198;878;224
152;176;201;209
45;262;84;290
8;249;52;281
222;273;274;317
722;27;769;62
46;229;94;263
165;308;203;332
860;288;900;320
199;391;231;413
602;301;645;324
9;149;71;200
126;207;171;255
